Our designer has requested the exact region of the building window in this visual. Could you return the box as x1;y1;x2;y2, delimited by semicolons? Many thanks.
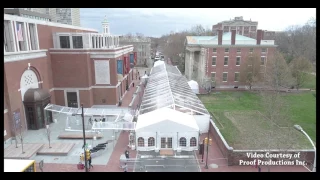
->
28;23;38;50
211;72;216;81
224;57;229;66
60;36;70;48
236;57;241;66
261;57;266;65
16;22;27;51
225;48;229;53
237;48;241;53
179;137;187;147
72;36;83;49
250;48;253;53
262;48;267;53
212;56;216;66
212;48;217;53
4;20;15;52
190;137;197;147
148;137;155;147
138;137;144;147
223;72;228;82
235;72;240;82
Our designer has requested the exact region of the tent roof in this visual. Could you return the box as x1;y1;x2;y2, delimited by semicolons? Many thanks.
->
139;63;209;115
135;107;199;131
154;60;165;67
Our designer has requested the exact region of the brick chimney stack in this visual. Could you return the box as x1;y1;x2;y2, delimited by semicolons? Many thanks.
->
261;30;265;40
218;30;223;45
231;30;236;45
256;29;262;45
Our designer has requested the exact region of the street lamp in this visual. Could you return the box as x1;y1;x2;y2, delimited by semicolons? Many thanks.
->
204;134;212;169
81;104;88;172
294;124;316;172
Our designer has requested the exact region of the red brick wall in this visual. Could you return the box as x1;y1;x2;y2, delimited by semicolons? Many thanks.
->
54;90;65;106
207;47;275;86
79;90;92;108
92;88;117;105
4;112;12;141
51;54;90;87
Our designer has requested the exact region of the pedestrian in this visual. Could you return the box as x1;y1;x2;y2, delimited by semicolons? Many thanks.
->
123;163;128;172
133;82;135;87
88;156;93;169
125;148;130;159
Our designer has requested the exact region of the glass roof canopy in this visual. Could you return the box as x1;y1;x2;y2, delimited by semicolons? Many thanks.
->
139;63;209;115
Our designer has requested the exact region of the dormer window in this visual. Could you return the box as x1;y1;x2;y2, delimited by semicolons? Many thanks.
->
59;36;70;48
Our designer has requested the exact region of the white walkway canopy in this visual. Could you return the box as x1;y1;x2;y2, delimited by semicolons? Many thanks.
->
44;104;136;130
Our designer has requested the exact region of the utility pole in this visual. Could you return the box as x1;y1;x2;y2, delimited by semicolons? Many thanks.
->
81;104;88;172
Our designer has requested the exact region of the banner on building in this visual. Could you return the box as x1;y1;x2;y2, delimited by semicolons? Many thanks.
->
130;54;134;64
13;109;21;129
117;60;123;74
123;56;128;74
134;52;137;65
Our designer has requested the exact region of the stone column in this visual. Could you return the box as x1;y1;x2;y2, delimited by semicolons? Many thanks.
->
93;35;96;48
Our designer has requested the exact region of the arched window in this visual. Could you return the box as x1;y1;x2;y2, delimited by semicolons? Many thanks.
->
190;137;197;147
138;137;144;147
148;137;155;146
179;137;186;147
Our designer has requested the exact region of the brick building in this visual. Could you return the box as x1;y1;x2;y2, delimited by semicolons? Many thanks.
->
184;29;277;89
4;14;134;141
212;16;276;40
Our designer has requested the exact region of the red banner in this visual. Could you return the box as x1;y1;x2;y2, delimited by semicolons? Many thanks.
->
133;52;137;65
123;56;127;74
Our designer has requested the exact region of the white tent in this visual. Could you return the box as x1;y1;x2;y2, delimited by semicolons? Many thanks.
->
154;60;165;67
188;80;199;94
135;107;199;151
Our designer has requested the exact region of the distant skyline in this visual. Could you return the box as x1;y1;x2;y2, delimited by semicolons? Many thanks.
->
80;8;316;37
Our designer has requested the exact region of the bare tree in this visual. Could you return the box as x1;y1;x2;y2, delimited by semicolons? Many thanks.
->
239;53;262;90
289;56;312;90
15;123;25;154
264;51;293;91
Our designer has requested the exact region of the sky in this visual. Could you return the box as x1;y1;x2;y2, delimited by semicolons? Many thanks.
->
80;8;316;37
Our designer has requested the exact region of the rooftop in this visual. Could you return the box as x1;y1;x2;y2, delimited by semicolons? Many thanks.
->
186;32;275;46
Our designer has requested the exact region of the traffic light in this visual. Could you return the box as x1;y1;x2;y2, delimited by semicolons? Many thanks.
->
204;137;208;145
85;149;91;160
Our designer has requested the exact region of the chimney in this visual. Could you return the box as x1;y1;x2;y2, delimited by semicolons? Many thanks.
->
261;30;265;40
218;30;223;45
256;29;262;45
231;30;236;45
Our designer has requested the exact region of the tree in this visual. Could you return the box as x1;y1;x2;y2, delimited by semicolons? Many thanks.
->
289;56;312;90
14;122;25;154
239;53;262;90
264;51;293;91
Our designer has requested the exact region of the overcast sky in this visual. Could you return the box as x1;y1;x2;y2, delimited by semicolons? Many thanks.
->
80;8;316;37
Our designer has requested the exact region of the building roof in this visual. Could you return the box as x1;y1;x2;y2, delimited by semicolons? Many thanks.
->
139;63;209;115
4;159;35;172
186;32;275;46
135;107;199;132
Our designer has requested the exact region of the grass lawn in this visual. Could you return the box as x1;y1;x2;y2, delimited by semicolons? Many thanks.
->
301;74;316;90
198;91;316;149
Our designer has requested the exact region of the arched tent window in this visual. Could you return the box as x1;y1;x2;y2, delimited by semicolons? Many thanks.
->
138;137;144;147
190;137;197;147
148;137;155;146
179;137;186;147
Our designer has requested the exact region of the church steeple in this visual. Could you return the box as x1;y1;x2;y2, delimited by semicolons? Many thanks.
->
102;15;110;35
